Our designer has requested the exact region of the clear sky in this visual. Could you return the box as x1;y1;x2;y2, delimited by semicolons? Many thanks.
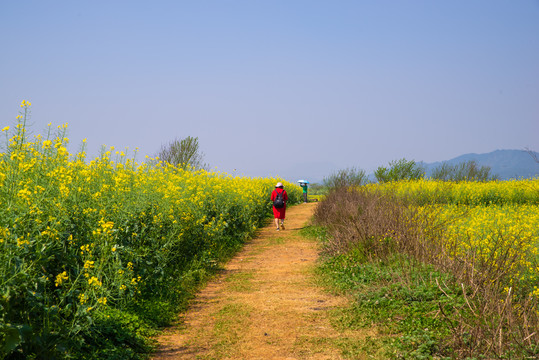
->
1;1;538;182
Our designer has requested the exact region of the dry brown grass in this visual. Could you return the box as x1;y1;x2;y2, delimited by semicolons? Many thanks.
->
314;187;539;358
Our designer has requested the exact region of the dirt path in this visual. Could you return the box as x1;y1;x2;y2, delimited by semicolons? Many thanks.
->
152;203;367;360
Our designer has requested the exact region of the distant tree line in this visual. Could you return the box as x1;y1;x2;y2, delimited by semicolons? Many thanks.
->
319;159;498;192
156;136;503;192
429;161;499;182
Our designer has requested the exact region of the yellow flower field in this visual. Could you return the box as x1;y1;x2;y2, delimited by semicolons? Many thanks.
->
0;101;302;358
371;178;539;298
367;178;539;205
418;204;539;294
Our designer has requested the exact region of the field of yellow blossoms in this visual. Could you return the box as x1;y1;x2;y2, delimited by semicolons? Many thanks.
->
0;101;302;359
369;179;539;299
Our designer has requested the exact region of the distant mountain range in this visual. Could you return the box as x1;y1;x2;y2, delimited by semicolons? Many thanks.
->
421;149;539;180
303;149;538;184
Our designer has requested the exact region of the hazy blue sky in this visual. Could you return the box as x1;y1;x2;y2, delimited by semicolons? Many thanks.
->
1;1;538;182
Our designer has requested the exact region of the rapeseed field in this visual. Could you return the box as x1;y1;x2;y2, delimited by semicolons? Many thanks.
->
0;101;302;359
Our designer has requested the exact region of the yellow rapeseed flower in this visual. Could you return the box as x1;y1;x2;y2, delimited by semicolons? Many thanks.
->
55;271;69;287
80;244;91;254
79;293;87;304
88;276;102;287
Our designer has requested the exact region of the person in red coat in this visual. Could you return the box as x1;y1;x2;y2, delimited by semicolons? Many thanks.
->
271;182;288;231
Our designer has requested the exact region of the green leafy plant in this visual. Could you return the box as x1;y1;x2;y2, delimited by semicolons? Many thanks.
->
374;158;424;183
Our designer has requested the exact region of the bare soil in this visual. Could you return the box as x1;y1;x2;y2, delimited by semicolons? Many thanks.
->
152;202;370;360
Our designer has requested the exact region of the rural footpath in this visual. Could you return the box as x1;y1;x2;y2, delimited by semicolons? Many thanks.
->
152;202;369;360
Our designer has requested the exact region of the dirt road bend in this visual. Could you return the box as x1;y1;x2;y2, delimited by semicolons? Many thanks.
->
153;202;363;360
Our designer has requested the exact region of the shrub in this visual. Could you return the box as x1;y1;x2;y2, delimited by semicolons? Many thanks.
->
322;167;368;191
374;158;424;183
157;136;208;170
430;160;499;181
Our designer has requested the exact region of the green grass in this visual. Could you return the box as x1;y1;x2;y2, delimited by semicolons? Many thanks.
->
211;303;252;358
224;271;256;292
303;225;464;360
267;236;287;245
